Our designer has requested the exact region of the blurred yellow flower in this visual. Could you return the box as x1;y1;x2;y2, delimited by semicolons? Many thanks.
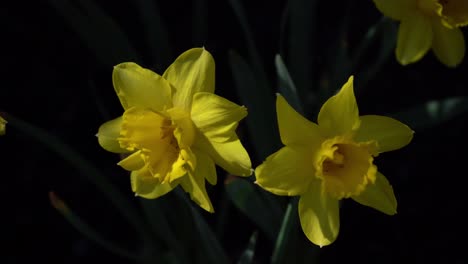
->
0;115;6;135
373;0;468;67
255;76;413;246
97;48;251;212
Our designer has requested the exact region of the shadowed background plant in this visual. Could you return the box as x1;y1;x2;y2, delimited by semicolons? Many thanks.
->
2;0;468;263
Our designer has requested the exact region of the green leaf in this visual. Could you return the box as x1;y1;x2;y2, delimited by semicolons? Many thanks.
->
225;177;284;242
236;231;258;264
6;114;154;257
351;17;386;70
134;0;172;68
391;96;468;130
226;0;270;89
174;188;230;264
271;201;294;264
46;0;140;66
271;197;319;264
275;54;304;114
49;192;145;262
139;199;189;264
284;0;318;104
226;0;279;161
322;2;352;101
228;50;280;160
354;17;397;92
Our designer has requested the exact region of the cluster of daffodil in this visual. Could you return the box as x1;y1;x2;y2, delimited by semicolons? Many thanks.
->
97;47;414;247
373;0;468;67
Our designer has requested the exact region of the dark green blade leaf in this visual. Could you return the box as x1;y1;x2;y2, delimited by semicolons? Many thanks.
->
275;54;304;114
49;192;145;262
225;177;283;242
271;201;294;264
6;114;153;252
226;0;270;90
174;189;230;264
138;199;189;264
322;3;352;101
46;0;140;66
391;96;468;130
284;0;318;103
134;0;172;68
271;197;319;264
228;50;280;160
354;17;397;92
236;231;258;264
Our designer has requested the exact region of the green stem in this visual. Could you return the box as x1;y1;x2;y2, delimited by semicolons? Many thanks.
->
271;197;297;264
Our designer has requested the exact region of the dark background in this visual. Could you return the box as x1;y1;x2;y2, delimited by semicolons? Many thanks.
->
2;0;468;263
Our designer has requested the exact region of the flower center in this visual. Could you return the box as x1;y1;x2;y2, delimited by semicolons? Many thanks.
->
161;120;179;152
315;137;377;199
118;107;196;183
418;0;443;17
439;0;468;26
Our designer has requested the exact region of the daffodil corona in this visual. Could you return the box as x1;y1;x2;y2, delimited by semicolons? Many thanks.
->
255;76;413;246
97;48;252;212
373;0;468;67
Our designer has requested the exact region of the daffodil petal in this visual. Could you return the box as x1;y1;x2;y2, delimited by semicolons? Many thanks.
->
118;151;145;171
0;115;6;135
255;146;314;196
163;48;215;110
97;117;131;153
276;94;323;146
396;13;432;65
352;172;397;215
299;184;340;247
181;150;215;212
317;76;360;137
372;0;415;20
431;21;465;67
167;107;196;148
196;133;252;177
190;92;252;177
355;115;414;153
167;148;194;183
191;92;247;143
194;148;217;185
418;0;442;16
131;168;179;199
112;63;172;111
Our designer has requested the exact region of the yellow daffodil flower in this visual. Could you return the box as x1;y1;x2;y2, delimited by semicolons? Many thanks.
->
255;76;413;246
373;0;468;67
0;115;6;135
97;48;252;213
